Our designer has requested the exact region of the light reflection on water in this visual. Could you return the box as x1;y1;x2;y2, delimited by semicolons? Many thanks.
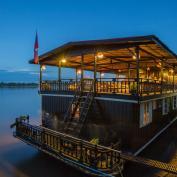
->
0;88;85;177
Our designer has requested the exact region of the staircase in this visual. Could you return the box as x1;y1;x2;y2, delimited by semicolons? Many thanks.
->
63;79;94;137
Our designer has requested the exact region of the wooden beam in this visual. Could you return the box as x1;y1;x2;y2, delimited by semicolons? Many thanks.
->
139;47;173;68
39;41;154;63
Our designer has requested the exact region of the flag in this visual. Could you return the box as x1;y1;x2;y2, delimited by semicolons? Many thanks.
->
34;32;39;64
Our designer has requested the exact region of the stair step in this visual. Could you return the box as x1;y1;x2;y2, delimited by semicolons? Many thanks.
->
63;80;94;136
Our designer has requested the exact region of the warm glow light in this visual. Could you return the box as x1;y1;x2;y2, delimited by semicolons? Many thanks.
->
163;72;168;77
101;73;104;77
77;70;81;75
132;55;136;60
157;62;162;68
61;58;66;63
169;69;174;73
147;67;150;71
41;65;46;70
97;52;104;59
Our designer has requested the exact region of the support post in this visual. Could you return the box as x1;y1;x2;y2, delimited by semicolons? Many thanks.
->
100;72;102;82
128;63;130;79
76;68;78;82
135;47;140;96
58;61;61;81
81;54;84;92
94;53;97;94
76;68;78;90
128;63;130;92
160;62;164;94
40;65;42;90
58;61;61;91
173;66;175;92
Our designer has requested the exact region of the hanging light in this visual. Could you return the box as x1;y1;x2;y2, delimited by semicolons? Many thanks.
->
77;69;81;75
132;55;136;60
147;67;150;71
101;73;104;77
169;69;174;74
157;62;162;68
61;58;66;63
41;65;46;70
97;52;104;59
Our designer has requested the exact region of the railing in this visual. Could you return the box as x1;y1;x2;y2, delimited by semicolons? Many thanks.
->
140;79;174;95
12;118;177;176
14;120;123;176
40;78;177;96
40;79;79;92
96;78;136;94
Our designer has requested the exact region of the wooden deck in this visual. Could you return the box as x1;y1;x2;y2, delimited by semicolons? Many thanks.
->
11;117;177;176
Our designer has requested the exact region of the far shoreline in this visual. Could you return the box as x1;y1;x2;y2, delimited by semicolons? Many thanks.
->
0;82;38;88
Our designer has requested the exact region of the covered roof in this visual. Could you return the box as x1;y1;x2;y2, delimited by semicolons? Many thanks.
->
29;35;177;73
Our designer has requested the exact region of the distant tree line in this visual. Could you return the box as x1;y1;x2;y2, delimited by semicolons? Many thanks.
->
0;82;38;88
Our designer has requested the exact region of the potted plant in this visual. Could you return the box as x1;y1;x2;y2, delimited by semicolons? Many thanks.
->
130;83;137;95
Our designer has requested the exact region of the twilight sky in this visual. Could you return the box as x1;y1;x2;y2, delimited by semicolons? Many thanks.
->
0;0;177;82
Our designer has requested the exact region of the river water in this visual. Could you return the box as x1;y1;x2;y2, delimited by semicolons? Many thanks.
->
1;89;177;177
0;88;85;177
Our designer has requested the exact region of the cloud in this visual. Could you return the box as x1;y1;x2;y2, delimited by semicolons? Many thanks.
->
29;72;39;75
1;68;33;73
10;69;32;73
29;72;48;77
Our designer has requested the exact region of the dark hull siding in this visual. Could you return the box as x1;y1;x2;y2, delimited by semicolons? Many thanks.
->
85;99;140;150
42;95;72;130
41;95;177;153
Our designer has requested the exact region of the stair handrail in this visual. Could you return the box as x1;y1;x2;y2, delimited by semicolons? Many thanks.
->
79;79;94;123
64;81;82;122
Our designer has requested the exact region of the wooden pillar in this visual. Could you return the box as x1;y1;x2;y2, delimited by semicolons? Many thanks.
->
173;66;175;92
135;47;140;96
128;63;130;79
128;63;130;92
81;54;84;91
40;65;42;83
76;68;78;82
146;67;149;80
100;72;102;82
40;65;42;90
94;53;97;93
160;62;164;94
58;61;61;81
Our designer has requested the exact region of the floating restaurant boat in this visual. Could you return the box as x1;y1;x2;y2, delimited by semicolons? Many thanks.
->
11;35;177;176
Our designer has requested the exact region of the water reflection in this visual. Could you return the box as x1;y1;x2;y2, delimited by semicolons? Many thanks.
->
0;88;86;177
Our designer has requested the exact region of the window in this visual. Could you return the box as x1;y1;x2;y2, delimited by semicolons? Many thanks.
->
163;98;169;115
164;98;168;114
152;100;157;110
140;102;152;128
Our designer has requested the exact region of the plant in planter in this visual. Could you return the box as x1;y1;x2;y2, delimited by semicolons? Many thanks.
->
130;83;137;95
90;138;99;145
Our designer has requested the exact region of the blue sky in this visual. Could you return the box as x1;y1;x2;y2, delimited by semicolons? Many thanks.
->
0;0;177;82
